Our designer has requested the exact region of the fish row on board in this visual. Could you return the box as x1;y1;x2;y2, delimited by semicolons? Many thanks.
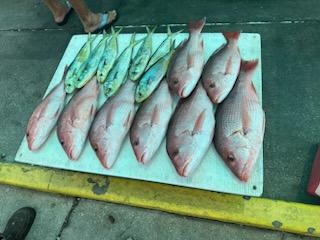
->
25;17;265;182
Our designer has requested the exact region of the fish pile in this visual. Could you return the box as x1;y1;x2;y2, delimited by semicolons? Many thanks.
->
25;18;265;182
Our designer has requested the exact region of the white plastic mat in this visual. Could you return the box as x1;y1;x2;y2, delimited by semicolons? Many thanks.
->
15;32;263;196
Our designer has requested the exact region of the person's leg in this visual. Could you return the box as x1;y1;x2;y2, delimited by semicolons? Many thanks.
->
42;0;70;23
1;207;36;240
68;0;117;32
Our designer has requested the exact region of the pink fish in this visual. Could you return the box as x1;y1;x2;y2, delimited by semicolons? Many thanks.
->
167;17;206;98
214;60;265;182
202;32;241;104
166;82;215;177
57;77;99;160
89;80;136;169
130;80;173;164
26;67;67;151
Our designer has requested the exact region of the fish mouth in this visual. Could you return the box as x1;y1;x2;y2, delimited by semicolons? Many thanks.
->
238;160;253;182
210;91;227;104
67;147;80;161
179;86;190;98
136;150;149;164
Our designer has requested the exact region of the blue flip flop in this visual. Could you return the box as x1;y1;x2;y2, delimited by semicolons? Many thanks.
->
91;11;118;34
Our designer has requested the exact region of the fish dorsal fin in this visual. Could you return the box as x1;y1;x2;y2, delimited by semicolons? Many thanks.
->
192;110;206;135
225;56;233;75
151;105;160;126
123;110;132;128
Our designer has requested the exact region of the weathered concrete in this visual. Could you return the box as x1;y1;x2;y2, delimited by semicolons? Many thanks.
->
61;199;283;240
0;185;73;240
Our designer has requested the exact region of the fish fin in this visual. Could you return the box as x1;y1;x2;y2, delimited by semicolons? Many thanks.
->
250;82;258;95
192;110;206;135
115;27;123;36
187;54;194;69
225;56;233;75
90;104;96;117
241;59;259;72
130;33;136;44
111;26;115;34
188;17;206;34
200;39;204;49
53;105;62;118
167;25;172;35
123;110;132;128
151;105;160;126
223;32;241;42
146;26;151;34
106;104;115;124
151;26;157;33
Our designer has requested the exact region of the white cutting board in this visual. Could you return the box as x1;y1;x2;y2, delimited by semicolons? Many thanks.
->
15;32;263;196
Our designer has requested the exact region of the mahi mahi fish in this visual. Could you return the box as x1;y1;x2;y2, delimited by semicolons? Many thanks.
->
166;82;215;177
214;59;265;182
97;27;122;83
130;80;173;164
89;79;136;169
202;32;241;104
64;33;96;93
57;77;99;160
135;47;174;103
167;18;206;98
75;32;110;89
146;26;182;70
103;34;139;98
129;26;156;81
26;66;68;151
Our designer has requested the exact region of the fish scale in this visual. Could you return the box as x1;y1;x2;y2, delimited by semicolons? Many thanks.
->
214;59;265;182
130;80;173;164
166;82;215;177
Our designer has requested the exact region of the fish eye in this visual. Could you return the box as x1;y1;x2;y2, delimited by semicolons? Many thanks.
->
133;139;139;146
173;80;178;84
94;147;98;152
209;83;215;88
173;149;179;156
60;140;64;145
227;154;235;162
26;132;29;137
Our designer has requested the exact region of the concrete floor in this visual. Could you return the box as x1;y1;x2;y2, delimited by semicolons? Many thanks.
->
0;0;319;239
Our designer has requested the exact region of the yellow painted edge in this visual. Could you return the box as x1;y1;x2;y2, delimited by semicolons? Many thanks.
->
0;161;319;237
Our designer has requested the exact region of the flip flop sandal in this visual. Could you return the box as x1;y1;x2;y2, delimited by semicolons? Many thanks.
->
91;11;118;34
56;0;73;26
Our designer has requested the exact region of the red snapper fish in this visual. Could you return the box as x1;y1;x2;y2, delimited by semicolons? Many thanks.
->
202;32;241;104
166;82;215;177
167;17;206;98
89;79;136;169
214;60;265;181
57;77;99;160
26;67;67;151
130;80;173;164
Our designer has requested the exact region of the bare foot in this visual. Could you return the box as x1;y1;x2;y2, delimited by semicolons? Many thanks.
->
53;5;71;24
83;10;117;33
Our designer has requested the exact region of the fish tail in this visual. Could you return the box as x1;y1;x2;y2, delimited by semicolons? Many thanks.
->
130;33;136;44
114;27;123;37
167;25;172;35
151;26;157;33
223;32;241;42
241;59;259;72
188;17;206;33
